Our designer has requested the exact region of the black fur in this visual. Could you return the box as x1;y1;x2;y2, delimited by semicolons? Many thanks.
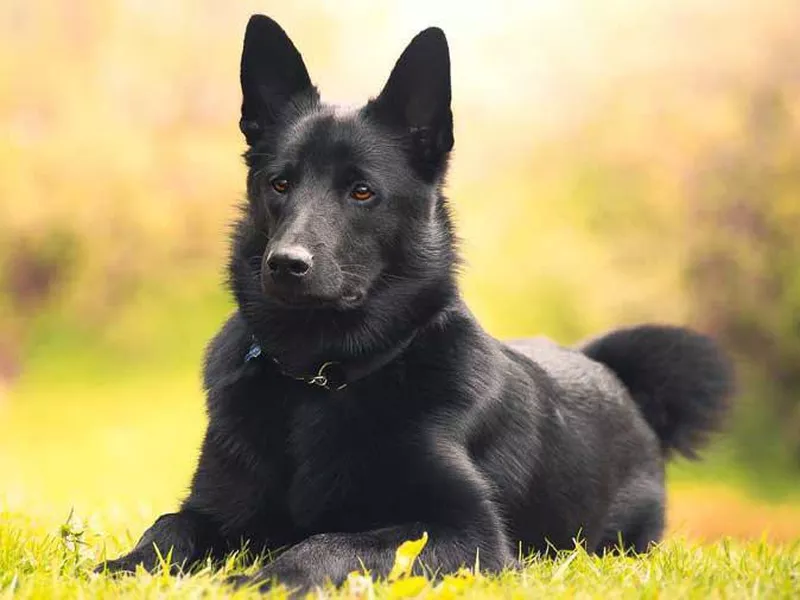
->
96;15;735;594
581;325;735;459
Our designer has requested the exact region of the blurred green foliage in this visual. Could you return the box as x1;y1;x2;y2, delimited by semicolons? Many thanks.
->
686;87;800;472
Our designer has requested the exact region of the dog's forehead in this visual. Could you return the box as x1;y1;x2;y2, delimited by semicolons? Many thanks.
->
278;105;397;169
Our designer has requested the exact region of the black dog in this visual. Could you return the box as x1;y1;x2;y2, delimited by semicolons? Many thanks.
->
97;15;734;592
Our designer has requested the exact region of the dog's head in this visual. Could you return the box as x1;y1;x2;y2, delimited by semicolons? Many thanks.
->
231;15;458;361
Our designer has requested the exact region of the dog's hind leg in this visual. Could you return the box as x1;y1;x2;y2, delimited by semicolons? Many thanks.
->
596;477;666;554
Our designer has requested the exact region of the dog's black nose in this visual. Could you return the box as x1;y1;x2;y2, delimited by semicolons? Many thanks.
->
267;246;313;279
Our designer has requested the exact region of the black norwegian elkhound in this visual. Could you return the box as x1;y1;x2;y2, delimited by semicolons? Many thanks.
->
98;14;734;592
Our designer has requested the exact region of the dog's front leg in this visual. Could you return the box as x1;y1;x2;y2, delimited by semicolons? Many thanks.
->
95;510;223;575
231;518;514;594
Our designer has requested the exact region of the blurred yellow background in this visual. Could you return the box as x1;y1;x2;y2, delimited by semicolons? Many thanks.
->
1;0;799;542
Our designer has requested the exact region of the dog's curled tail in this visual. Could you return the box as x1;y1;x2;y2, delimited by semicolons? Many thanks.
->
581;325;735;459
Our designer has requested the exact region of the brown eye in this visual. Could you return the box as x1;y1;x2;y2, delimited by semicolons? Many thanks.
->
271;177;289;193
350;183;374;202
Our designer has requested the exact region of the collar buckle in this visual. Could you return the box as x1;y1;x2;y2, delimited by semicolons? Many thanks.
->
306;361;347;391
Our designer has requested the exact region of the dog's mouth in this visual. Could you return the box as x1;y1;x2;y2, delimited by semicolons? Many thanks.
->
265;287;365;311
339;289;364;307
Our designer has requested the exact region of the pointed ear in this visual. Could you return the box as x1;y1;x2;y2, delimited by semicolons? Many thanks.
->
239;15;314;145
372;28;454;166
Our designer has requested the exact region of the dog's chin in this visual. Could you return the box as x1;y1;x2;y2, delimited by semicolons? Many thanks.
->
263;287;366;311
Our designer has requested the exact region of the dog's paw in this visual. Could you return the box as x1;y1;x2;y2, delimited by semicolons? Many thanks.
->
93;550;156;576
93;557;138;576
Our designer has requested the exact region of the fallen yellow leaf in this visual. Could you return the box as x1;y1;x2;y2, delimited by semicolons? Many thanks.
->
388;531;429;581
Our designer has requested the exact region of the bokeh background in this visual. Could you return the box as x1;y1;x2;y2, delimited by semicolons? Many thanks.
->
2;0;799;542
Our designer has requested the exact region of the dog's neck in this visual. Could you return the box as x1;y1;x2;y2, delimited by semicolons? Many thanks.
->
247;327;420;392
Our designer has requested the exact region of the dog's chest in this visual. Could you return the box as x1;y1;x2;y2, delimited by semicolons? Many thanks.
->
281;386;411;532
222;361;424;537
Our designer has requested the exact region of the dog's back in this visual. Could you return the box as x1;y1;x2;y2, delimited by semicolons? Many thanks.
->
507;336;635;412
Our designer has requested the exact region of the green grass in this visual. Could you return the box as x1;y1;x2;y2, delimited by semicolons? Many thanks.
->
1;510;798;599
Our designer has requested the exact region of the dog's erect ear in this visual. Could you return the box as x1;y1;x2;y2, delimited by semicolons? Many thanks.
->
372;28;454;169
239;15;314;145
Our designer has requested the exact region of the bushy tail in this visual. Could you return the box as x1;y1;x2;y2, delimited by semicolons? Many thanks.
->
581;325;735;459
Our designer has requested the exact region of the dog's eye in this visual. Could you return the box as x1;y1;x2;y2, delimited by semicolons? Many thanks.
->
350;183;374;202
271;177;289;194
